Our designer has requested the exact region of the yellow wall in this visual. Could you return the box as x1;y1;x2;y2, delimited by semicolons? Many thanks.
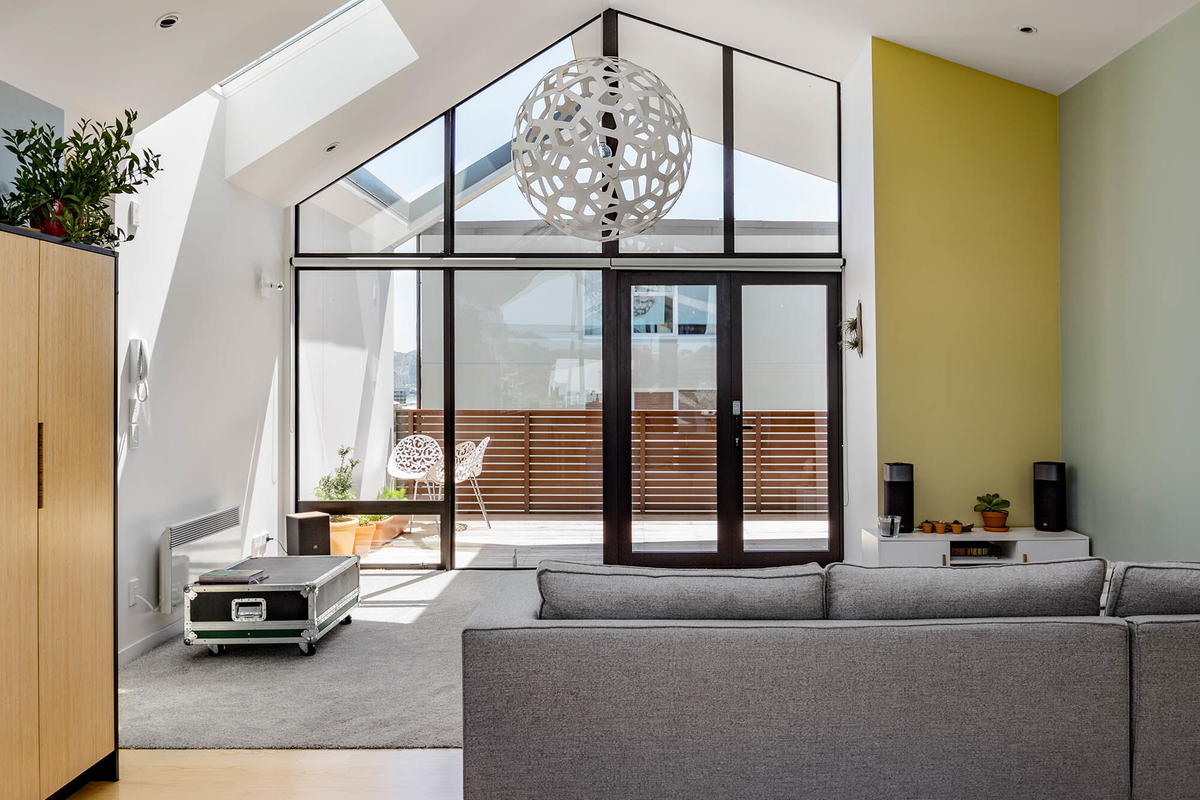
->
872;39;1060;527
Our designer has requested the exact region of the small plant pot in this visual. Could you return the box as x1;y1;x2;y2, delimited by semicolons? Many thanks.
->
950;522;963;535
921;521;934;533
981;511;1010;532
373;515;410;545
329;518;358;556
933;522;947;534
353;522;377;554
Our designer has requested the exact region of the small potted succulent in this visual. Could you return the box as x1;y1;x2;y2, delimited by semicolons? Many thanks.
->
314;445;360;556
974;493;1011;532
920;520;934;533
933;521;947;534
950;520;964;534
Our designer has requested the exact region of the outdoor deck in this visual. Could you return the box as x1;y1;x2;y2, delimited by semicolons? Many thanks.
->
359;514;829;568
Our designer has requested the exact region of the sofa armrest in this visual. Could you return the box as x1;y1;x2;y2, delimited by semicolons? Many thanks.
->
1127;614;1200;800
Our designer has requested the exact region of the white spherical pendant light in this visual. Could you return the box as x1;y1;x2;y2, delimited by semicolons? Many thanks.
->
511;56;692;242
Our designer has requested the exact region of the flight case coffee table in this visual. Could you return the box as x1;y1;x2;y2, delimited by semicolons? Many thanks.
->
183;555;359;656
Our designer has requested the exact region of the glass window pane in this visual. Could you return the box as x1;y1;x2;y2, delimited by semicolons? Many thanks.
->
632;283;719;552
734;54;839;253
741;284;829;552
298;118;445;254
618;17;723;254
298;268;444;504
453;23;603;254
453;270;604;567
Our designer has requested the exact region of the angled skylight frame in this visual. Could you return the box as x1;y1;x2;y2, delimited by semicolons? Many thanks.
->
219;0;369;88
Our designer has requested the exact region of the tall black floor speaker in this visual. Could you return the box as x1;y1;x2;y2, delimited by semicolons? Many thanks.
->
883;462;915;533
1033;462;1067;531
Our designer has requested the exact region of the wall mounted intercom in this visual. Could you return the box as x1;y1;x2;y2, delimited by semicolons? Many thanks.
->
129;339;148;448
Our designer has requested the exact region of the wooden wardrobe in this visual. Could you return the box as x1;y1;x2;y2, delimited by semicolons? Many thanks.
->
0;224;117;799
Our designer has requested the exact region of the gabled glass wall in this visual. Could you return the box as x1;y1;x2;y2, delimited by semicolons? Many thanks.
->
295;12;841;257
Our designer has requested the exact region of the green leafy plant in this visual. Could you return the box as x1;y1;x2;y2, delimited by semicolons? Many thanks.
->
359;514;387;525
314;446;359;501
974;493;1011;513
1;110;162;247
376;485;408;501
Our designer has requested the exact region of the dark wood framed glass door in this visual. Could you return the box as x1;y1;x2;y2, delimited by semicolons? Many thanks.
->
606;270;842;567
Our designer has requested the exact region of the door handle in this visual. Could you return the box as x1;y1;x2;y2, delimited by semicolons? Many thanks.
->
37;422;43;509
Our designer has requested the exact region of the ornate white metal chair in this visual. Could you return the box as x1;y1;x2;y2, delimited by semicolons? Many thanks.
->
387;434;443;500
429;436;492;529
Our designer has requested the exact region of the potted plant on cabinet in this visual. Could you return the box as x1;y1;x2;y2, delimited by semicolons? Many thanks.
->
2;110;162;247
373;485;410;543
974;493;1011;532
314;445;360;556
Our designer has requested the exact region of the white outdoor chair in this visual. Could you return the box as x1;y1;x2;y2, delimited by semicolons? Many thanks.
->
387;434;443;500
429;436;492;529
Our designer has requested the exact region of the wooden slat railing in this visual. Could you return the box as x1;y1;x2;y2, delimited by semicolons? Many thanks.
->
395;409;827;515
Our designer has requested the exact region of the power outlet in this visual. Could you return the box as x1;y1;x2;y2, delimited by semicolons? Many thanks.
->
127;578;139;607
252;533;268;556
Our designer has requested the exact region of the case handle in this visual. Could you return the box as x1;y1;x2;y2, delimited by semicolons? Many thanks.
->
231;598;267;623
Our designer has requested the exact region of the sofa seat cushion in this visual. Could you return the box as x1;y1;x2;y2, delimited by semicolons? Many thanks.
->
827;559;1107;620
536;561;825;620
1106;562;1200;617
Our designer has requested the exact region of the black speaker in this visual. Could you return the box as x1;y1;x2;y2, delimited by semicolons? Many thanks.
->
283;511;331;555
1033;461;1067;532
883;462;915;533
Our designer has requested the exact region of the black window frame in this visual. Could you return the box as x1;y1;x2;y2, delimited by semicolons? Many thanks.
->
293;9;843;261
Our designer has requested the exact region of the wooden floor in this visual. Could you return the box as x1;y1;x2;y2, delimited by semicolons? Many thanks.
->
76;750;463;799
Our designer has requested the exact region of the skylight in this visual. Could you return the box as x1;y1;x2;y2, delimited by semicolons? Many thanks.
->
219;0;368;87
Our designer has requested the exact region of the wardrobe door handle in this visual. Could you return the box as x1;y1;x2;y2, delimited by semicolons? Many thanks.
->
38;422;44;509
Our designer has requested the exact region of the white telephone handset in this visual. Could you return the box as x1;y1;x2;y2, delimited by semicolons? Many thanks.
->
129;339;149;448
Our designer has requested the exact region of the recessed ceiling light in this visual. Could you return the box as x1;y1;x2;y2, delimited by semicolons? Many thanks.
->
325;142;340;153
156;13;180;29
1016;24;1038;35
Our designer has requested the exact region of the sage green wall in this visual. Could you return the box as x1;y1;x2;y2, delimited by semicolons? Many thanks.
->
1060;4;1200;561
0;79;63;193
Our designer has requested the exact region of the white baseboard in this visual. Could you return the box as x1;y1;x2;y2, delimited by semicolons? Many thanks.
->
119;619;183;668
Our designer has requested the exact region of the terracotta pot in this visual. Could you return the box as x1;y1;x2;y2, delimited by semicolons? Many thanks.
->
353;522;377;554
921;522;934;533
373;515;409;545
950;522;963;534
329;518;357;556
933;522;947;534
981;511;1010;531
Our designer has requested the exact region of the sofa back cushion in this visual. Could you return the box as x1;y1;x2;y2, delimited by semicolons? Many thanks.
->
536;561;825;620
1105;562;1200;617
826;559;1107;620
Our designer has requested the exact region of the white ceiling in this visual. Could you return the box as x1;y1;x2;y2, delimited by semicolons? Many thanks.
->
0;0;1195;205
0;0;346;125
619;0;1200;94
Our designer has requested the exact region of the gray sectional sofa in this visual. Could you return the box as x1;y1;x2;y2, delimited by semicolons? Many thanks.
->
462;559;1200;800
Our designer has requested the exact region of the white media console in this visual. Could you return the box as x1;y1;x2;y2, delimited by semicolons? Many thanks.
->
859;527;1090;567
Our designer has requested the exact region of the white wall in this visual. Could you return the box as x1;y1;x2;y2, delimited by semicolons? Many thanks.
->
297;270;397;501
840;41;879;564
114;90;288;663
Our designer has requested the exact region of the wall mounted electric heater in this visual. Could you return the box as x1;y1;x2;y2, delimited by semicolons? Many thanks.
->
158;505;242;612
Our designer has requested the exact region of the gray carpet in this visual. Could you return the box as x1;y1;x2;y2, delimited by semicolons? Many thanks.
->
119;569;523;749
